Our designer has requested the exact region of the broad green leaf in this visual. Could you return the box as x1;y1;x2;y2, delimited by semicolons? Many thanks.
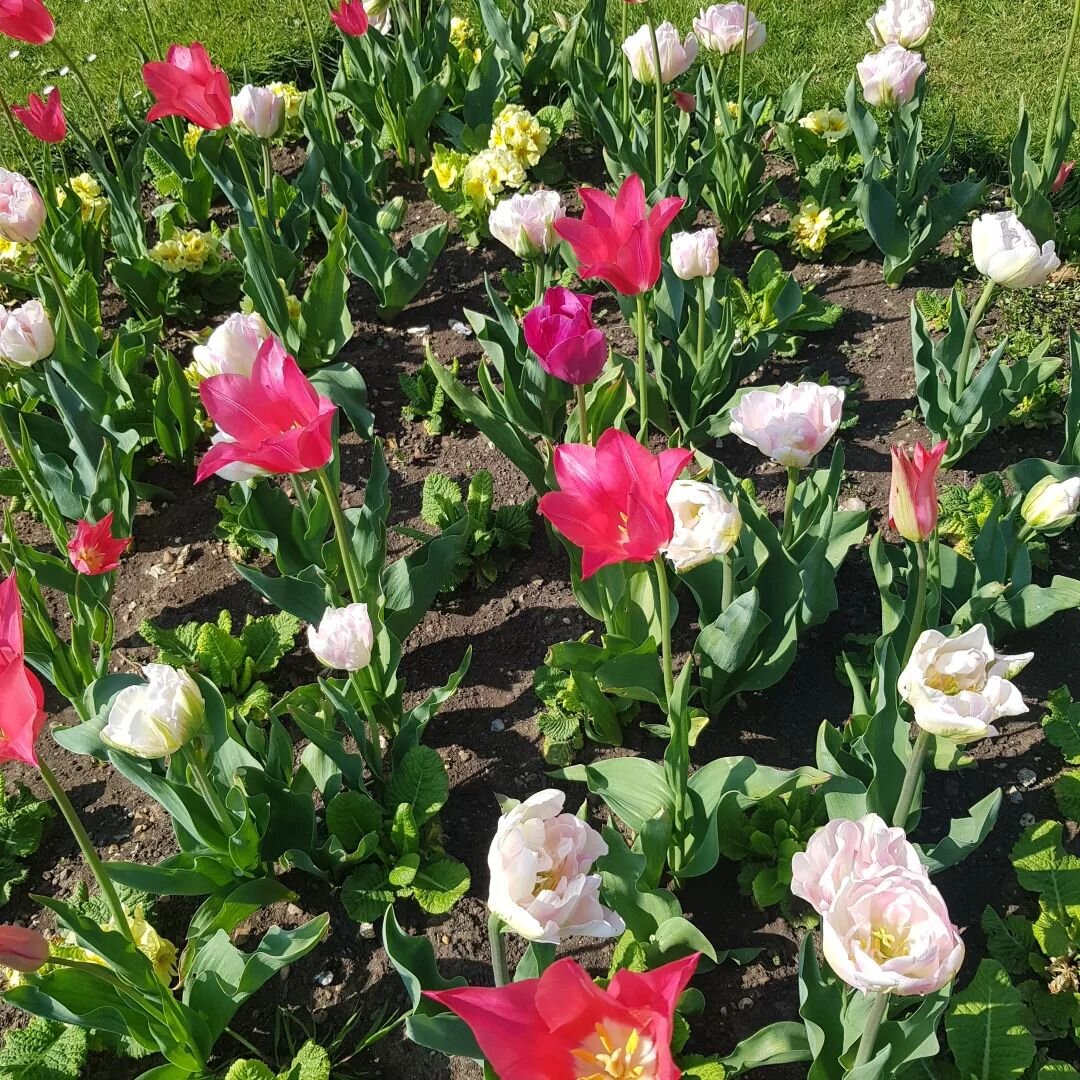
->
385;746;449;825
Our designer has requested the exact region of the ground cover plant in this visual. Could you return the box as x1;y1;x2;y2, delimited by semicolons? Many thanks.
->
0;0;1079;1077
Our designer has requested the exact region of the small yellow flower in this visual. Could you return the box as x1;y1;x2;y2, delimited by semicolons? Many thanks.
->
726;101;740;119
177;228;215;272
286;293;302;321
450;16;473;53
462;147;526;205
791;199;834;255
269;81;304;123
150;238;185;273
488;104;550;170
429;143;470;192
799;108;850;142
0;237;27;266
183;124;202;160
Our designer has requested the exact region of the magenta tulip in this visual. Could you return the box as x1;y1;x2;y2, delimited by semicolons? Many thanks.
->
523;287;609;386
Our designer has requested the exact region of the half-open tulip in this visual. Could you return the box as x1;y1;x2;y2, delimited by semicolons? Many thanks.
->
196;337;337;482
488;190;565;258
191;312;272;380
538;428;692;577
0;0;54;44
622;21;698;85
693;4;766;56
670;228;719;280
12;87;65;143
230;84;285;140
971;211;1061;289
664;479;741;570
143;43;233;130
0;169;45;244
888;439;946;542
0;299;53;367
555;174;684;296
1021;475;1080;530
101;664;205;759
729;382;844;468
67;512;131;575
307;604;374;671
0;572;46;768
857;44;925;109
331;0;369;36
0;925;49;972
523;287;608;386
866;0;935;48
426;954;699;1080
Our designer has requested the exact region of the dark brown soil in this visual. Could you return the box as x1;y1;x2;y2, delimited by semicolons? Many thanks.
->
2;150;1078;1080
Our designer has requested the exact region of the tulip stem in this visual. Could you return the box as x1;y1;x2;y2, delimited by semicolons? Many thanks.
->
781;466;799;546
315;466;365;603
35;241;80;346
533;257;546;307
576;384;589;444
620;1;630;127
180;743;234;838
52;41;124;177
39;760;134;944
956;280;997;393
137;0;163;56
291;475;313;517
1045;0;1080;171
298;0;339;144
901;540;928;669
654;555;674;705
488;912;510;988
262;142;277;230
854;992;890;1068
695;279;706;372
233;136;280;278
635;292;650;444
350;670;384;780
736;0;751;124
721;552;734;611
0;85;43;193
893;728;931;830
647;16;665;187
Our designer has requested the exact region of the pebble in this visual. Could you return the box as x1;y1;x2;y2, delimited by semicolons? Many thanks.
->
1019;813;1036;827
449;320;472;337
1006;785;1023;804
1017;768;1037;788
738;997;754;1011
359;923;376;940
441;935;451;945
286;904;304;919
839;497;867;513
407;325;431;336
314;970;334;987
490;719;505;733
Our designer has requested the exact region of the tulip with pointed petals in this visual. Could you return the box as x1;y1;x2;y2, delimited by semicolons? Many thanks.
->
555;174;684;296
888;440;946;543
67;512;131;575
12;87;65;143
331;0;369;36
0;0;53;44
539;428;692;578
0;925;48;972
1052;161;1075;195
0;573;46;768
196;337;336;482
143;43;233;130
426;954;699;1080
523;287;608;386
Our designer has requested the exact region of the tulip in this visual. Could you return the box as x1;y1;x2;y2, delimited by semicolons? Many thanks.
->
190;312;272;381
1021;475;1080;530
0;169;45;244
377;196;407;232
670;228;719;280
866;0;936;49
857;44;926;109
426;954;699;1080
330;0;369;36
888;439;946;543
1052;161;1075;195
523;287;608;386
693;4;766;56
487;789;624;944
663;479;741;571
0;925;49;972
555;175;684;297
0;0;54;44
538;428;692;578
196;337;337;483
971;211;1061;289
230;84;285;140
672;90;697;113
67;512;131;575
0;573;46;768
898;625;1032;743
0;299;53;367
622;21;698;86
143;43;233;130
822;867;964;995
729;383;844;469
101;664;205;759
791;813;928;916
307;603;374;671
12;87;65;144
488;190;565;259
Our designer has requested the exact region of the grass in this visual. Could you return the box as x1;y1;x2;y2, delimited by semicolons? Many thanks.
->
0;0;1076;172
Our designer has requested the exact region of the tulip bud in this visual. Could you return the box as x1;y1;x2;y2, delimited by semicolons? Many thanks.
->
231;84;285;139
664;479;741;571
857;44;926;108
1021;475;1080;530
888;440;946;543
0;169;45;244
377;196;407;232
191;312;272;381
622;21;699;85
971;211;1061;289
0;925;49;973
101;665;206;759
488;190;565;259
866;0;936;49
308;603;375;671
0;299;53;367
670;229;719;280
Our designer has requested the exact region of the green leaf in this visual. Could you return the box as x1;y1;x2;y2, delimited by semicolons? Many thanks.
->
0;775;52;905
1043;685;1080;763
224;1062;274;1080
384;746;449;825
410;857;471;915
0;1017;87;1079
282;1040;331;1080
1010;821;1080;914
238;612;302;676
466;470;494;527
390;803;420;857
341;865;396;923
1054;768;1080;821
420;472;464;529
980;907;1036;976
325;790;383;852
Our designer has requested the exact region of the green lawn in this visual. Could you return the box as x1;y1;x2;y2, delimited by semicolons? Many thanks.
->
0;0;1076;172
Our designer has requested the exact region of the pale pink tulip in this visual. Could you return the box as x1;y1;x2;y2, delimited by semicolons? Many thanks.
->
857;44;926;108
0;169;45;243
729;382;844;468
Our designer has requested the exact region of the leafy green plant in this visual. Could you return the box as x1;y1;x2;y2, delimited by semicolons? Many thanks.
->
1043;686;1080;832
400;350;466;436
0;774;51;907
0;1017;88;1080
938;473;1008;560
224;1040;331;1080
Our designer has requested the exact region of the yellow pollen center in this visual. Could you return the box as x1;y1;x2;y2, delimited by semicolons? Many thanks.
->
870;926;909;962
573;1023;657;1079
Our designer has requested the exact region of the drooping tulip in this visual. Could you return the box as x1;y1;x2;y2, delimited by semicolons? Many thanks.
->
693;4;766;56
866;0;936;48
230;84;285;140
622;21;698;86
330;0;369;36
101;664;205;759
488;190;565;258
669;228;719;280
857;44;926;109
555;174;684;296
729;382;844;469
190;312;272;380
307;604;374;672
0;572;46;768
0;925;49;972
196;337;337;483
0;169;45;244
538;428;692;578
67;512;131;575
971;211;1061;289
523;287;608;386
0;299;53;367
142;43;233;130
1021;475;1080;530
1051;161;1075;195
0;0;54;45
426;954;699;1080
888;439;946;542
663;479;741;571
12;87;65;143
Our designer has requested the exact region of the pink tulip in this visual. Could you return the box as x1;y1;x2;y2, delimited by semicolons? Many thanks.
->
196;337;337;482
673;90;697;114
12;87;65;144
523;287;609;386
0;572;46;768
143;43;233;130
0;925;49;972
0;169;45;244
67;512;131;575
538;428;692;578
729;382;844;468
1052;160;1074;195
857;43;925;108
0;0;53;45
888;440;946;542
554;174;684;296
331;0;369;36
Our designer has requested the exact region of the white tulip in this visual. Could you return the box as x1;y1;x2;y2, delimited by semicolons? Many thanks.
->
664;479;741;570
622;22;699;86
670;229;720;280
487;190;565;258
231;84;285;140
101;664;205;759
867;0;936;48
857;44;926;108
191;312;272;380
307;603;375;671
971;211;1060;289
1021;475;1080;530
693;4;766;56
729;382;845;468
0;299;54;367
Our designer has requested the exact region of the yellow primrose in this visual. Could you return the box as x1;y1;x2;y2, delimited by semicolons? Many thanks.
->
462;148;526;205
183;124;202;160
150;238;185;273
177;229;215;272
799;108;850;142
0;237;27;266
429;144;470;192
450;16;473;53
488;104;550;170
268;81;304;123
791;199;834;255
286;293;302;321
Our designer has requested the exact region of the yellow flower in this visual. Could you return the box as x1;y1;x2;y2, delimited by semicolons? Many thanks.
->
286;293;302;321
726;101;740;119
0;237;27;266
177;229;215;272
269;81;304;123
183;124;202;160
791;199;834;255
799;108;850;142
150;238;185;273
450;16;473;52
63;909;177;986
488;104;550;170
462;148;526;205
429;144;470;192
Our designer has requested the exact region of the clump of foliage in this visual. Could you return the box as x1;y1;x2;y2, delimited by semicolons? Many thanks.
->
0;774;51;907
225;1040;331;1080
1043;685;1080;823
1007;376;1068;431
0;1017;88;1080
140;609;301;722
938;473;1007;560
914;287;952;331
400;347;466;436
214;487;272;561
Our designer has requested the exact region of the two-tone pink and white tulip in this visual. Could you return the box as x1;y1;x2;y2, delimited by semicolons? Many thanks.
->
307;604;374;671
622;21;698;85
191;312;272;380
231;84;285;139
693;4;766;56
670;228;719;280
488;190;565;259
0;169;45;244
729;382;844;469
0;299;53;367
866;0;935;49
857;44;926;108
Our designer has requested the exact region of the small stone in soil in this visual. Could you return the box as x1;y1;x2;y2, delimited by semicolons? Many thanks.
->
1019;813;1036;827
407;325;431;336
490;719;505;733
314;970;334;987
738;997;754;1011
441;935;451;945
449;320;472;337
1017;768;1037;788
359;923;376;940
1006;786;1023;804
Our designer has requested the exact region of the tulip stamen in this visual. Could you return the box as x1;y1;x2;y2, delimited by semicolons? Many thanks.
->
572;1021;658;1079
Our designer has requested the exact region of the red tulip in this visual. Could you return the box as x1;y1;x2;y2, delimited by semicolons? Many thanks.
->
67;512;131;575
555;175;684;296
331;0;369;36
672;90;696;114
0;572;46;768
523;287;609;386
0;0;54;45
12;87;65;143
0;925;49;972
426;954;698;1080
142;43;233;131
1052;160;1074;195
889;440;947;543
539;428;692;577
196;336;337;483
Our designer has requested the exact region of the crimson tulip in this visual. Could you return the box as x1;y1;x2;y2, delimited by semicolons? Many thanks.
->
889;440;947;543
427;954;697;1080
67;512;131;575
0;925;49;972
12;87;65;143
330;0;369;36
524;287;608;386
672;90;697;114
1052;160;1075;195
196;336;337;483
142;43;233;130
0;572;46;767
0;0;53;45
539;428;692;577
554;174;684;296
